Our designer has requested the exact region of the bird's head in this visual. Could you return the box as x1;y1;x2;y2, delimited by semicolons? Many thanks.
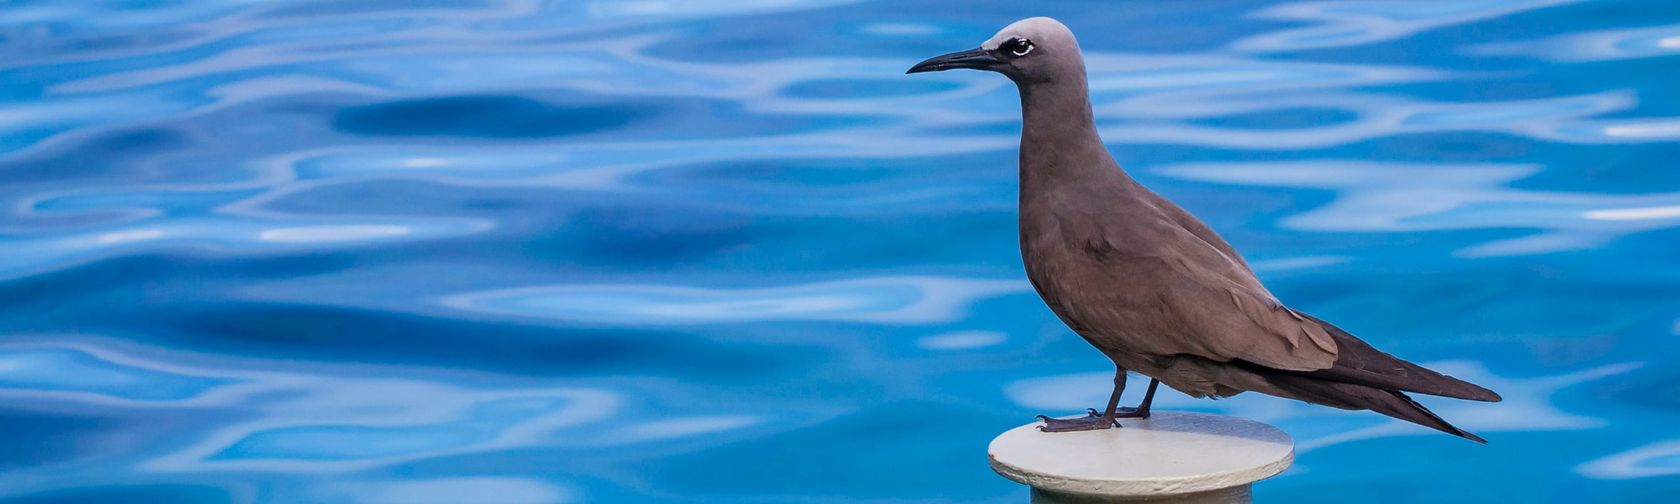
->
906;17;1083;85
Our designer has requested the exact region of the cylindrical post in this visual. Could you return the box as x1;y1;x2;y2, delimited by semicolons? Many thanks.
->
989;411;1293;503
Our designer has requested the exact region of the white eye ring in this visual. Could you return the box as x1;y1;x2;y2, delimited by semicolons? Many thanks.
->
1012;42;1033;57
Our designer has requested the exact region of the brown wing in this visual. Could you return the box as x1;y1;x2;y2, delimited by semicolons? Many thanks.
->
1141;246;1339;371
1138;188;1338;370
1053;211;1339;372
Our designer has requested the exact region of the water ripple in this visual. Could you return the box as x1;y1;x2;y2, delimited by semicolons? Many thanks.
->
0;344;234;403
1580;440;1680;479
1472;23;1680;62
1233;0;1581;53
321;477;575;504
442;276;1029;325
1156;161;1680;256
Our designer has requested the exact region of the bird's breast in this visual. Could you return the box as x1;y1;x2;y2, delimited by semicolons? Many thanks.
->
1018;207;1170;355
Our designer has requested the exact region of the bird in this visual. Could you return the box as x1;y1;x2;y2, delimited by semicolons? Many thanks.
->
907;17;1501;442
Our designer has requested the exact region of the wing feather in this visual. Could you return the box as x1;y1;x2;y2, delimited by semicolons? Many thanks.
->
1068;219;1340;371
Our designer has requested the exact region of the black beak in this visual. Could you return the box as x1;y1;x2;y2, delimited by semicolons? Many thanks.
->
906;48;1000;74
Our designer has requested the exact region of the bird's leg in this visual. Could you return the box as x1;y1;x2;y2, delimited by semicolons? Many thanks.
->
1115;378;1159;418
1037;368;1125;432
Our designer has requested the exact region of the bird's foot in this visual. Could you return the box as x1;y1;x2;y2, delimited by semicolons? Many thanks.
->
1113;406;1151;419
1082;407;1150;419
1036;411;1119;432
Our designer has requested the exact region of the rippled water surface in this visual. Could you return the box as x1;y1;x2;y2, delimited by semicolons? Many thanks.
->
4;1;1680;502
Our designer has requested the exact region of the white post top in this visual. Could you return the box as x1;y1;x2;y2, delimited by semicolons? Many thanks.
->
988;411;1294;503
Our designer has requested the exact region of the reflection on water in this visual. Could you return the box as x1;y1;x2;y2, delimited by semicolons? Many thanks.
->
443;276;1026;325
1472;23;1680;62
1155;161;1680;257
3;0;1680;502
1231;0;1584;53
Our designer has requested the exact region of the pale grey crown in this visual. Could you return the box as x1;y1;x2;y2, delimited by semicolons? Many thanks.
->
980;17;1085;83
905;17;1086;84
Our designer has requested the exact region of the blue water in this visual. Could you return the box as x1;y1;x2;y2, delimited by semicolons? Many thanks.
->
3;0;1679;502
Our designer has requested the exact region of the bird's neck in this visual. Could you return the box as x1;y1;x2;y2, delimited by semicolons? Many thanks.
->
1016;77;1126;196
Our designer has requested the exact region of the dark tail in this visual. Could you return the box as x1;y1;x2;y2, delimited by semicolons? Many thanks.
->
1262;369;1487;443
1299;313;1501;403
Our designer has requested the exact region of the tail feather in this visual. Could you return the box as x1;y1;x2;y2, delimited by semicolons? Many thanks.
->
1261;369;1487;443
1299;313;1501;403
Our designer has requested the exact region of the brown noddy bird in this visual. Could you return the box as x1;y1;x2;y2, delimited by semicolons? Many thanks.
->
908;17;1501;442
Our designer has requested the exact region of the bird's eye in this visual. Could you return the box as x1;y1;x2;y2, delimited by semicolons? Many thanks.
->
1004;38;1034;57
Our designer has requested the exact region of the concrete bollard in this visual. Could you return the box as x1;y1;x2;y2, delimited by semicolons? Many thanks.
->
988;411;1293;504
